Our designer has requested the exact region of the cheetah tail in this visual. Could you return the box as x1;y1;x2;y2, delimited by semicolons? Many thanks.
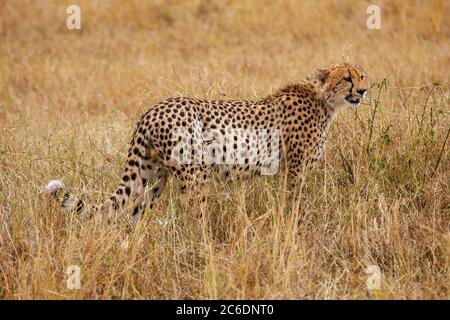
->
45;180;87;217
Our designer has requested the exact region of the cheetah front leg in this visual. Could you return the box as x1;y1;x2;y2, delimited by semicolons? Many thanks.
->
284;159;314;213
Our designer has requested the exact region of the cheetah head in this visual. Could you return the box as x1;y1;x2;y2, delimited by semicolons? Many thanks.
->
312;63;368;109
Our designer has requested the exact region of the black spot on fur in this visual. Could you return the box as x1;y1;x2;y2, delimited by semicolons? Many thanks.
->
75;199;84;213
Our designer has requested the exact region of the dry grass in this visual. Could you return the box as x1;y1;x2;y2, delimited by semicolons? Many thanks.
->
0;0;449;299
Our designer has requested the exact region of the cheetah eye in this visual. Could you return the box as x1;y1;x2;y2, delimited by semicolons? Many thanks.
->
343;76;352;82
361;75;366;80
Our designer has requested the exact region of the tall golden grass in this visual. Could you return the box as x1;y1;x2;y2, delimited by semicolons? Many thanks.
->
0;0;448;299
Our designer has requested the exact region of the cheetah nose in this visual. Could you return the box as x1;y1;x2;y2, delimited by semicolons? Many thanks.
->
357;88;367;95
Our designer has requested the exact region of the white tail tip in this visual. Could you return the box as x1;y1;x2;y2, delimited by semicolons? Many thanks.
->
45;179;65;194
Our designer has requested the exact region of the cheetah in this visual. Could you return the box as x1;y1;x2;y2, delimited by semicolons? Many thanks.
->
46;63;367;224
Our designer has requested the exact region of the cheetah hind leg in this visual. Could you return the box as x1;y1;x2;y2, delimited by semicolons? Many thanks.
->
130;165;168;226
176;166;212;217
107;145;165;228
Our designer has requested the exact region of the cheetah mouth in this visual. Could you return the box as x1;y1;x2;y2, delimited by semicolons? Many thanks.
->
345;95;361;105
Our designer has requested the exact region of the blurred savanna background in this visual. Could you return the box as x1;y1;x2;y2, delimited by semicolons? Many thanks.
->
0;0;449;299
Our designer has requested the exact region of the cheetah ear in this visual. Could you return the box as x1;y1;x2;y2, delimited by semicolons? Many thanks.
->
311;68;329;85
